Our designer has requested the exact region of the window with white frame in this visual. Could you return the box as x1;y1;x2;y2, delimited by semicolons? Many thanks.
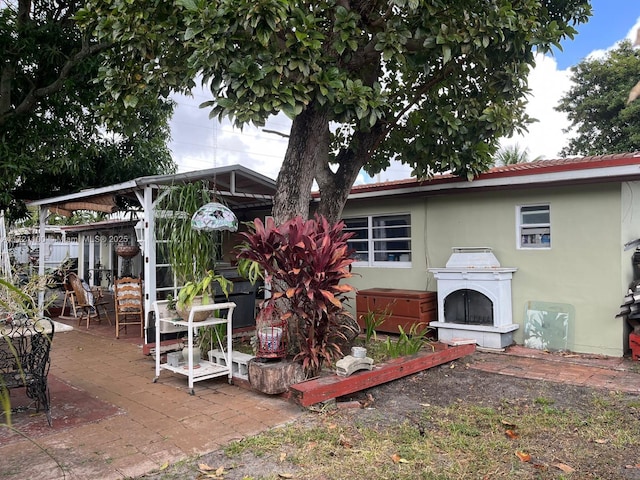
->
343;214;412;266
518;204;551;249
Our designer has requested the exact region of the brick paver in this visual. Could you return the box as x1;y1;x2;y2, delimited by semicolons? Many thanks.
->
2;325;639;479
0;328;303;480
469;350;640;394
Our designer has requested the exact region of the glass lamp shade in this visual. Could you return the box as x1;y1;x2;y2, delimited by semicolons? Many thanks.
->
191;202;238;232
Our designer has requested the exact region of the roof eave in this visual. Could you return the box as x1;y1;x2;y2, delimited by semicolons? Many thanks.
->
27;164;277;209
27;180;139;208
346;163;640;200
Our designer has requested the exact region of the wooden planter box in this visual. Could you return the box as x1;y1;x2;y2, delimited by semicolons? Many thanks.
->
356;288;437;334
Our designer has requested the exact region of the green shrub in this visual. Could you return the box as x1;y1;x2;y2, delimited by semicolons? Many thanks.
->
236;215;357;377
359;305;392;344
382;323;431;358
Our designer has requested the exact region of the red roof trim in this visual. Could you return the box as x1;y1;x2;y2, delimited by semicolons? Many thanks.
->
345;152;640;196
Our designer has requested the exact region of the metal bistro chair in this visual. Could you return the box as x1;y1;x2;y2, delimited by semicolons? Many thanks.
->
67;273;111;329
0;317;55;426
114;277;144;339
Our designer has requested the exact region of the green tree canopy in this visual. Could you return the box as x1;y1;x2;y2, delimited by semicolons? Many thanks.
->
0;1;176;221
79;0;591;223
557;40;640;157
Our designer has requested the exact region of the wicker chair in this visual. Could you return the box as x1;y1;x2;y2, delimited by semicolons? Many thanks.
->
67;273;111;329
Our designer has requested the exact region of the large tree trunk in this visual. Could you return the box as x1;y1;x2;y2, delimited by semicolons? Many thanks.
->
272;106;329;224
315;125;385;223
314;153;363;224
273;108;385;225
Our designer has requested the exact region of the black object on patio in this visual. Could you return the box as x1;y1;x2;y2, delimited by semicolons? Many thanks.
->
1;317;55;426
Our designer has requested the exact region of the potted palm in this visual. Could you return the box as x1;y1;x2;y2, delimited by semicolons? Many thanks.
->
154;182;235;367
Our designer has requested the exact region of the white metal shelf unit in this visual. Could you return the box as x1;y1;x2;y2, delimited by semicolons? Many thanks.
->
153;300;236;394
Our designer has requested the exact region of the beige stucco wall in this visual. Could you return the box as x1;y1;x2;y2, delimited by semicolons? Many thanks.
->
344;182;635;357
343;196;432;294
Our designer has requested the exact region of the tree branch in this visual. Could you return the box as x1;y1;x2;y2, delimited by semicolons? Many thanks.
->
365;61;458;158
262;128;290;138
2;40;111;125
0;62;16;119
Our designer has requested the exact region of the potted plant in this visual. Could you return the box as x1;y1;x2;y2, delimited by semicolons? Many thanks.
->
175;269;232;322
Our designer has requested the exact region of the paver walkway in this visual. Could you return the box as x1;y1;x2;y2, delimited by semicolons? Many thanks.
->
1;325;639;480
469;345;640;394
0;328;302;480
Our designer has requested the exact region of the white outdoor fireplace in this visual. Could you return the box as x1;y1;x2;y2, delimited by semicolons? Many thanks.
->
428;247;518;349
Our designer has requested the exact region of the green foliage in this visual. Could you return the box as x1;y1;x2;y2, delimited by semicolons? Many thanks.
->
381;323;431;358
494;144;540;166
557;40;640;156
78;0;591;222
165;294;177;311
0;277;55;319
154;182;233;321
197;322;227;354
154;182;223;285
236;215;357;376
0;1;176;220
236;257;263;285
359;306;391;344
176;270;232;311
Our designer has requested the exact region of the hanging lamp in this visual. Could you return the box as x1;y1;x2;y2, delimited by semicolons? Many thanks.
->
190;118;239;233
191;201;238;232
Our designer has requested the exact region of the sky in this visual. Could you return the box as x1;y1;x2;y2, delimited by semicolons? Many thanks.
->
168;0;640;184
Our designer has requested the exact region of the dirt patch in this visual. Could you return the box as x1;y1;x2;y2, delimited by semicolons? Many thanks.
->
142;352;640;480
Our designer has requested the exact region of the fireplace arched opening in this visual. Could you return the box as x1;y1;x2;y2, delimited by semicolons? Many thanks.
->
444;289;493;326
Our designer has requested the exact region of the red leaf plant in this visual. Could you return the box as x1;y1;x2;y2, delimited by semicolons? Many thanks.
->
236;215;357;377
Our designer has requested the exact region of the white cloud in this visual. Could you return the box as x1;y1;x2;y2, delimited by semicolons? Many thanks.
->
170;87;290;180
500;17;640;161
626;18;640;43
169;88;412;183
499;54;575;160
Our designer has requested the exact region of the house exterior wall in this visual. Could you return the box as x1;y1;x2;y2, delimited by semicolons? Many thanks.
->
343;196;431;293
344;182;633;357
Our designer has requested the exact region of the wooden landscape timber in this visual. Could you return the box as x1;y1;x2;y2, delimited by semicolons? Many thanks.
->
289;342;476;407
